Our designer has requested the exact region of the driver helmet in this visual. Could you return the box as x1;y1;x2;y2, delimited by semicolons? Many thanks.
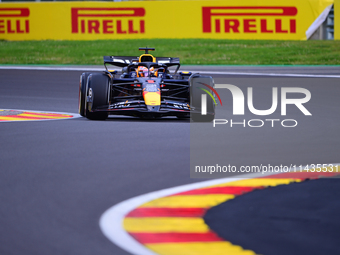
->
138;66;154;77
138;66;148;77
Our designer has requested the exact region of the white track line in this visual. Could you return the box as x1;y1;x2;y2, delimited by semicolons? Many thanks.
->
0;109;81;123
198;71;340;78
99;164;340;255
1;66;340;78
0;66;102;72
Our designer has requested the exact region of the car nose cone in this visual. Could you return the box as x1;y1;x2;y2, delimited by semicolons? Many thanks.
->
147;105;160;111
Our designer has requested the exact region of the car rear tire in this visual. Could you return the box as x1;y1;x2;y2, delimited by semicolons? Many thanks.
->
79;72;91;117
85;73;110;120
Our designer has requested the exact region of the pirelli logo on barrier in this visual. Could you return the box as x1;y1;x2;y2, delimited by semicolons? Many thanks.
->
0;8;30;34
0;1;337;40
71;8;145;34
202;6;297;34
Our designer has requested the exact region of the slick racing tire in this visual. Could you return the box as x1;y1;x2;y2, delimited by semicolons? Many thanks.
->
79;72;91;117
85;73;110;120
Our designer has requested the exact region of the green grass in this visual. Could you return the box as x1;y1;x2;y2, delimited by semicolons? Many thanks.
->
1;39;339;65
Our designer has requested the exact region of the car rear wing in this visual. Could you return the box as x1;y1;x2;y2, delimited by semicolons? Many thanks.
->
103;56;180;67
103;56;180;75
156;57;180;64
104;56;138;67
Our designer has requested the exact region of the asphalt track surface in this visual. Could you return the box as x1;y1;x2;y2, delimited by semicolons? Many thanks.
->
205;178;340;255
0;66;339;255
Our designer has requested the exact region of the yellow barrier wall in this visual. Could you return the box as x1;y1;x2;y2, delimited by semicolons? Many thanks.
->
335;0;340;39
0;0;335;40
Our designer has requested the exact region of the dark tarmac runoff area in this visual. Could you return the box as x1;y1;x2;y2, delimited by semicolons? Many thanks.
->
205;178;340;255
0;66;339;255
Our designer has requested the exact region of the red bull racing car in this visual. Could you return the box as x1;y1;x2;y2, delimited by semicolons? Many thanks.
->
79;47;215;121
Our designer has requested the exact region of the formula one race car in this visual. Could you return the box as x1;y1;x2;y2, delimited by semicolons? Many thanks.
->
79;47;215;121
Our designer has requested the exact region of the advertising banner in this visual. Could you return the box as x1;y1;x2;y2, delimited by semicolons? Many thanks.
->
0;0;336;40
335;0;340;39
